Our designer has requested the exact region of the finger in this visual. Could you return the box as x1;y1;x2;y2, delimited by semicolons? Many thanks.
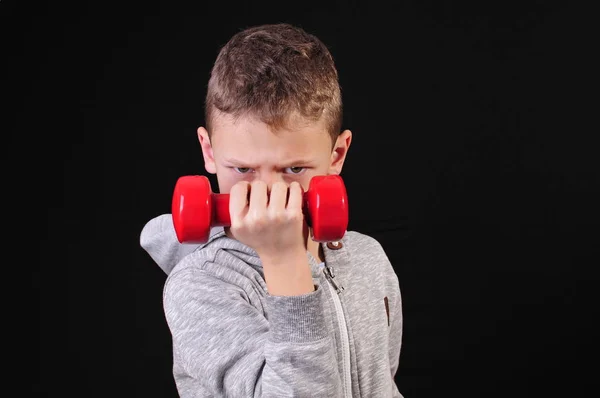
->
287;181;304;211
229;181;250;222
268;181;289;212
248;180;268;216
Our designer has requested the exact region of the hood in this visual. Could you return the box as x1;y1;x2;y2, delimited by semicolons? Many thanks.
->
140;214;325;279
139;213;226;275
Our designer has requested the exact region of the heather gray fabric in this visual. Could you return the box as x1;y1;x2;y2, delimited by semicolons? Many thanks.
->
141;213;403;397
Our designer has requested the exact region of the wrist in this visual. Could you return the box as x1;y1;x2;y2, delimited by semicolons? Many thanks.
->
260;250;315;296
258;246;307;267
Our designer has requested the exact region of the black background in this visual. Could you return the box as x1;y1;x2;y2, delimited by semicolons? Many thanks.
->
4;0;598;396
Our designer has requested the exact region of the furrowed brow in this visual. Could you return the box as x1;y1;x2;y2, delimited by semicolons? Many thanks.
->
224;157;313;167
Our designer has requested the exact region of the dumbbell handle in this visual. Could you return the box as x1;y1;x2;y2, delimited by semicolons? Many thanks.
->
209;193;233;227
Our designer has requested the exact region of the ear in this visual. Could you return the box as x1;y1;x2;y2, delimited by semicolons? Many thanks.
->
328;129;352;175
197;127;217;174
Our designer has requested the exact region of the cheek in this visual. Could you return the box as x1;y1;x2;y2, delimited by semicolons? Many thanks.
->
214;169;235;193
297;174;318;192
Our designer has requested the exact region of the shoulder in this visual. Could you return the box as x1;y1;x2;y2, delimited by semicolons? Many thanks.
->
343;230;387;256
164;242;265;299
163;249;214;292
163;249;248;309
341;230;399;284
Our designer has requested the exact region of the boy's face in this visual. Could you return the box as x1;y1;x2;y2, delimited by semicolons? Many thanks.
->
197;111;352;194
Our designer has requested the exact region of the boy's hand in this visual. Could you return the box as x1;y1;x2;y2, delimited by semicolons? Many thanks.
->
228;180;314;296
229;180;307;259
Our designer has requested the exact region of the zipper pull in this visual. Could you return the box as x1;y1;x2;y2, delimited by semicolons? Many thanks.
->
323;266;345;294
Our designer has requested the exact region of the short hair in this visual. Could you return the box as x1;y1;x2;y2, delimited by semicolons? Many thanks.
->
205;23;343;146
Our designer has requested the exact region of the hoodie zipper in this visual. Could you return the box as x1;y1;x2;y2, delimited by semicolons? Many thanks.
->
323;264;352;398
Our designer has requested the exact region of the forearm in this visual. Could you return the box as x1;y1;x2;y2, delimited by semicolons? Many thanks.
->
262;283;342;397
260;250;315;296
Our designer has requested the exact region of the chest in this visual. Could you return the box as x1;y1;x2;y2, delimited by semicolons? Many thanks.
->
318;268;394;396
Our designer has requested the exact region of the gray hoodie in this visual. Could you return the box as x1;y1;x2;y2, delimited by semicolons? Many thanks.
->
140;214;403;397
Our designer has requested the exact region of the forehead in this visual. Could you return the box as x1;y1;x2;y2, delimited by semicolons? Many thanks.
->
211;112;331;160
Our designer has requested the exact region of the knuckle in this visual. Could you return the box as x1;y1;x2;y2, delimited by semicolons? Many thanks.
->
267;209;283;221
289;209;304;222
248;211;266;226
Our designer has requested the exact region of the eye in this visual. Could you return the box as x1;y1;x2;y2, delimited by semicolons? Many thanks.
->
285;167;306;175
234;167;253;174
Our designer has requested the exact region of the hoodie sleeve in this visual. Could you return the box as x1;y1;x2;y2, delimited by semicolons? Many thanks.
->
163;266;342;398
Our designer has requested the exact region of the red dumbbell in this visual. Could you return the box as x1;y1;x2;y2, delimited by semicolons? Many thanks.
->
171;175;349;244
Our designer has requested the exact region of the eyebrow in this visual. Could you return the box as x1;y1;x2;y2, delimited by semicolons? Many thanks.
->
223;157;314;167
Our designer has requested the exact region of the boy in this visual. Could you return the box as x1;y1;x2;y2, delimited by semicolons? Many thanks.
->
140;23;403;397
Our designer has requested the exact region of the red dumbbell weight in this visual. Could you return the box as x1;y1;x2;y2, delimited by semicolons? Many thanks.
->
171;175;349;244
